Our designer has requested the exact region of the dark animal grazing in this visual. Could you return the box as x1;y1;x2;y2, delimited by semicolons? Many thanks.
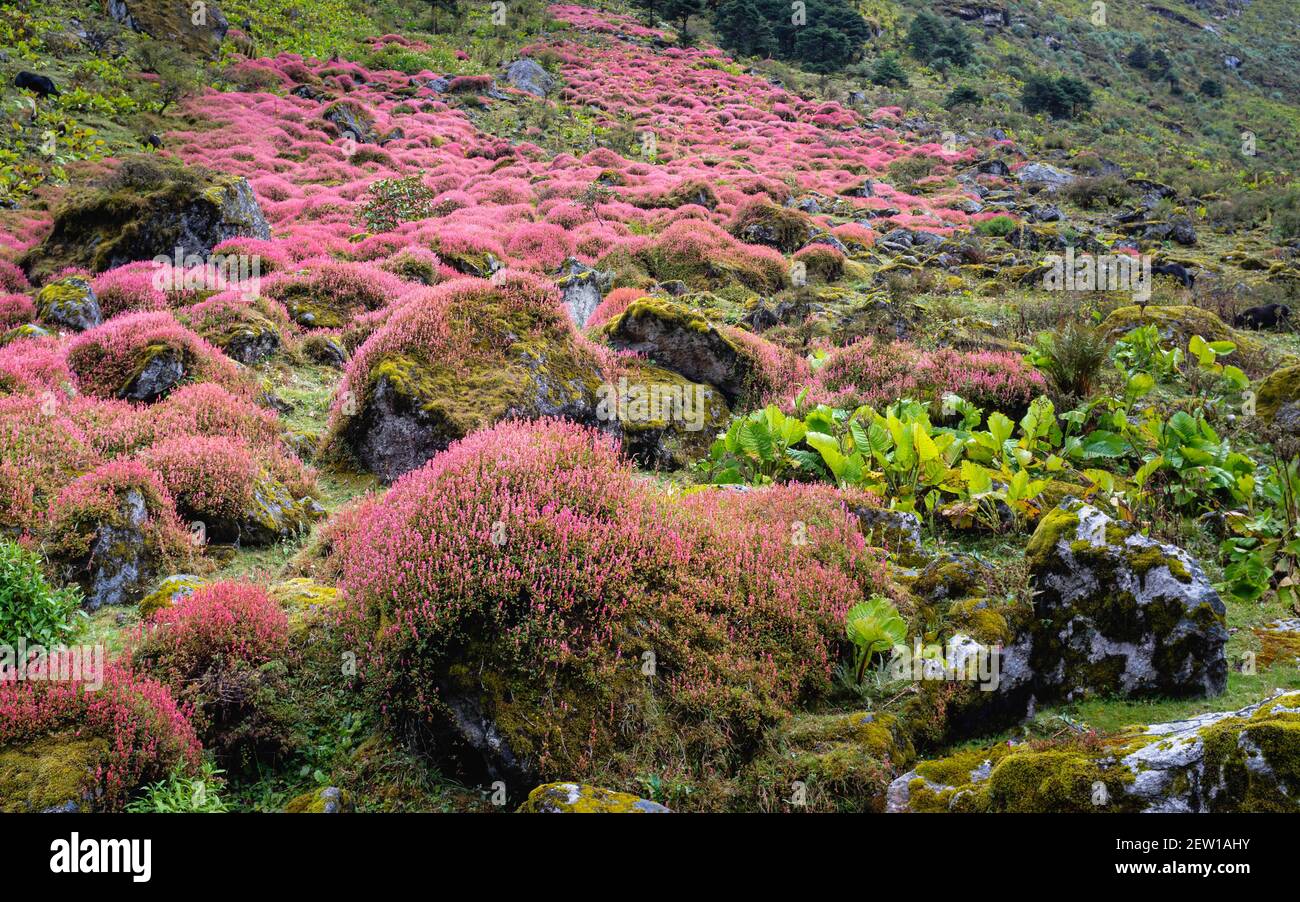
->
1152;261;1195;289
1234;303;1292;331
14;71;58;98
144;133;164;149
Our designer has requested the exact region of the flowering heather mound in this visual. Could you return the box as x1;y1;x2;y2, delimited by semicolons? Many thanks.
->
130;581;291;765
0;658;200;811
793;244;846;282
336;419;888;801
606;220;788;294
180;292;290;365
803;338;1048;415
585;286;645;330
0;395;101;535
64;311;245;402
140;436;262;523
262;260;410;329
330;271;608;482
89;262;169;318
0;293;35;329
44;459;192;583
0;334;75;396
148;382;287;456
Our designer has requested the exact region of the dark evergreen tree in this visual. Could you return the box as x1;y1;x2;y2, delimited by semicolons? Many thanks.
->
1126;43;1150;69
793;23;854;74
871;53;909;87
714;0;777;57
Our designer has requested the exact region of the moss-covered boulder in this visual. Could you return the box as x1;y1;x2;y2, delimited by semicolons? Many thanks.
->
597;359;729;470
334;272;608;483
889;691;1300;813
518;782;670;813
35;275;102;332
138;573;203;619
602;297;758;406
322;101;377;144
107;0;230;57
20;156;269;284
0;734;109;813
1026;498;1228;701
742;711;915;812
285;785;354;813
269;577;345;639
1255;363;1300;425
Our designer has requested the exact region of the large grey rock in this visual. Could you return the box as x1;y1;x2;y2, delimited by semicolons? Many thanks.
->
1017;162;1075;191
108;0;228;57
1026;498;1228;700
602;298;756;405
122;346;185;402
556;257;611;328
79;489;155;609
888;691;1300;813
35;276;101;332
501;59;556;97
20;156;269;283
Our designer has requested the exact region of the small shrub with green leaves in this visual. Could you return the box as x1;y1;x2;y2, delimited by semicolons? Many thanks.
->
0;540;84;647
358;174;436;233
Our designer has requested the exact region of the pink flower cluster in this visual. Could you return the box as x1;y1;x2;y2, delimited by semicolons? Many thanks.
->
336;418;889;764
800;337;1048;413
0;657;200;810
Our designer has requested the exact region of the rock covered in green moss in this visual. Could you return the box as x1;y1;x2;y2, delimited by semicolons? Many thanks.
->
742;710;915;812
0;734;108;813
235;476;324;546
1255;363;1300;425
517;782;670;813
36;276;102;332
1026;498;1228;700
597;359;729;470
269;577;345;638
285;785;354;813
335;272;608;483
889;691;1300;813
20;156;269;284
602;297;757;405
108;0;230;57
138;574;203;619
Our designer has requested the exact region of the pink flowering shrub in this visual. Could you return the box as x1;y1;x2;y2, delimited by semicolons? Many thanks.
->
0;334;74;395
336;419;888;793
724;326;813;403
262;261;408;328
803;338;1048;414
0;260;30;293
133;581;288;664
585;286;645;330
504;222;574;270
140;436;261;522
44;459;192;568
614;220;787;292
0;658;200;811
64;311;244;401
0;395;101;535
89;263;169;318
0;293;35;328
130;581;290;766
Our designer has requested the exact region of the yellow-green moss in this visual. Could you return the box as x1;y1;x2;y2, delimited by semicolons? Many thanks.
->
0;734;108;813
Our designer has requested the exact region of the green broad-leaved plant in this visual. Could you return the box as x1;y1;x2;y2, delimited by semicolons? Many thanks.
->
845;595;907;684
